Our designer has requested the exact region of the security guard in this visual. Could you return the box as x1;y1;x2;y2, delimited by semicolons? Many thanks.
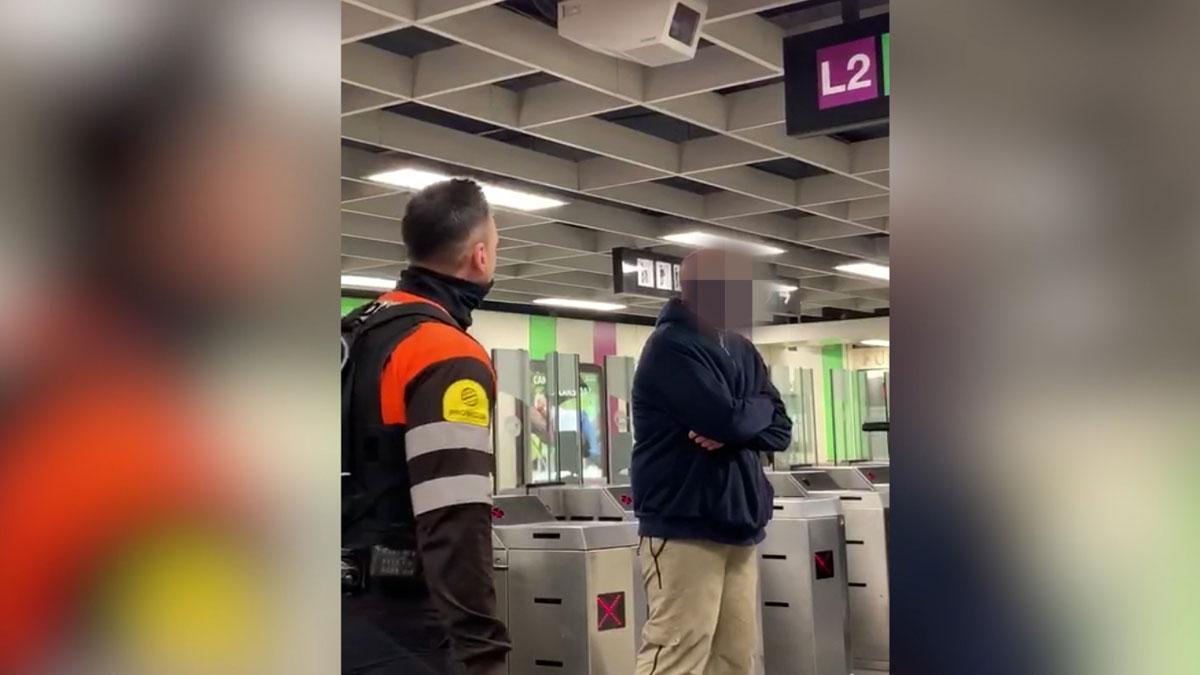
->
342;178;510;675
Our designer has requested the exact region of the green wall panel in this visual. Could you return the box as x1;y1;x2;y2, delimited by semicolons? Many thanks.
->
341;296;371;316
528;315;557;359
822;344;845;463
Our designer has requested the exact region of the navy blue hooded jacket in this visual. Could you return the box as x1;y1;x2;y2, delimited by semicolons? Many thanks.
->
630;298;792;545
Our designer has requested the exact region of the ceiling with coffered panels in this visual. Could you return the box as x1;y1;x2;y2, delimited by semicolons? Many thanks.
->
342;0;889;319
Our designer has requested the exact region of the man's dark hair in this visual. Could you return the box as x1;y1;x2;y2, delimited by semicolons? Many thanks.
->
401;178;490;266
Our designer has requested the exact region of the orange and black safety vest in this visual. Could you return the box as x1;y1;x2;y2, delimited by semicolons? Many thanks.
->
342;284;509;670
342;290;496;552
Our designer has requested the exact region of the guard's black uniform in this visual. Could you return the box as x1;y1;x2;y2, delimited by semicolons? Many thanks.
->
343;267;510;675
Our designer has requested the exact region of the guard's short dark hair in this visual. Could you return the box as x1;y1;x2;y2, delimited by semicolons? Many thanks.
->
401;178;491;266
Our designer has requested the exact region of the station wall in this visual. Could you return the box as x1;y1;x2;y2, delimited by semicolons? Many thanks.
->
345;296;887;465
467;310;653;366
342;297;653;366
759;342;891;465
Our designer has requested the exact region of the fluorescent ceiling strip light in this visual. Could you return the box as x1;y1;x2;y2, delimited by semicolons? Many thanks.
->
341;274;395;291
860;339;890;347
366;168;567;211
835;262;890;281
533;298;627;312
661;231;785;256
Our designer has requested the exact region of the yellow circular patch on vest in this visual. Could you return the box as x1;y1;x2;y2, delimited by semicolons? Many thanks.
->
443;379;490;427
95;530;269;672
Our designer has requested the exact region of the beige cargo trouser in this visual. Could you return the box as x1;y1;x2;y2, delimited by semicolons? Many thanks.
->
634;537;759;675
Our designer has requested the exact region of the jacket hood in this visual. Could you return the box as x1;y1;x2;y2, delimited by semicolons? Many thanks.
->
656;297;696;327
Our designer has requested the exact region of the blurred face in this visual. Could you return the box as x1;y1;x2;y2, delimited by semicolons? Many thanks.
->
119;109;305;309
681;249;754;331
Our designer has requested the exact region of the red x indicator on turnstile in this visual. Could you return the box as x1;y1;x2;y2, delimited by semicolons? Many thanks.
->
491;507;506;520
596;592;626;631
814;550;835;580
619;494;633;507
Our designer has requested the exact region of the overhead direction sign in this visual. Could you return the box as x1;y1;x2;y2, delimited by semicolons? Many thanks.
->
784;14;889;138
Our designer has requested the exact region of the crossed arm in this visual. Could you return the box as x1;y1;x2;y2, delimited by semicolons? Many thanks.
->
651;339;790;452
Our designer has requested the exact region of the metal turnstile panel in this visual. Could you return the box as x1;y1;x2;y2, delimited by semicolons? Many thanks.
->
822;467;875;491
509;549;589;672
585;547;638;675
838;495;889;671
507;547;637;675
604;485;635;515
766;471;808;498
760;499;851;675
492;494;556;524
494;521;637;551
760;518;818;675
492;532;511;675
523;486;643;652
532;485;632;522
808;517;852;675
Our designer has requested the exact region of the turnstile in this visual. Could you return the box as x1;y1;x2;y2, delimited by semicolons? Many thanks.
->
524;485;646;652
532;484;634;522
767;470;890;673
760;497;851;675
835;463;890;491
493;494;638;675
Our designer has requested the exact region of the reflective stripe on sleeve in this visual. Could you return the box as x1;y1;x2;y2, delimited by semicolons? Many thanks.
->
405;421;492;461
409;474;494;517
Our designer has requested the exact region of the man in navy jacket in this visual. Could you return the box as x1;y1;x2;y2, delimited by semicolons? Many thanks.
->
631;249;792;675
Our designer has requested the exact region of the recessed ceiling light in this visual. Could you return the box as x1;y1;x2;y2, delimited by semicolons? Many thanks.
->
366;168;567;211
861;339;890;347
533;298;627;312
775;283;799;293
341;274;395;291
835;262;890;281
662;231;786;256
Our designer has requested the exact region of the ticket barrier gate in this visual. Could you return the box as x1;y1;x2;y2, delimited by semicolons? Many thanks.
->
530;484;635;522
523;485;646;651
492;494;639;675
838;462;890;491
760;496;852;675
767;470;890;672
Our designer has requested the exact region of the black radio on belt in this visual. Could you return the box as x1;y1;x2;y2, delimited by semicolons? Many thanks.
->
368;545;421;579
343;545;422;596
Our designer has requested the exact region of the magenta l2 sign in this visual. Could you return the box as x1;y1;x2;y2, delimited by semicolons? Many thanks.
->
783;13;889;138
816;36;880;110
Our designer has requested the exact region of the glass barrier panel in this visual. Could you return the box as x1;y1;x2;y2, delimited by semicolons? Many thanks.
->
857;369;890;461
604;356;636;483
578;363;607;484
546;352;583;484
491;348;531;491
769;365;819;469
828;368;869;464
